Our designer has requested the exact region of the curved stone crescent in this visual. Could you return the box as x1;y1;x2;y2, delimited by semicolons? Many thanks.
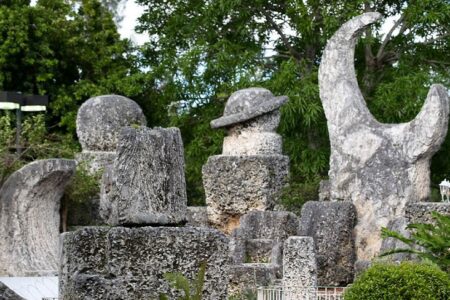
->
0;159;76;276
318;13;449;261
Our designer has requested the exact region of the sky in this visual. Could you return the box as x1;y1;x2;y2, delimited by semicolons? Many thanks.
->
118;0;149;45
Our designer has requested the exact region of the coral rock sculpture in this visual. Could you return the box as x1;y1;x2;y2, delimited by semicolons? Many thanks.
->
0;159;75;276
318;12;449;262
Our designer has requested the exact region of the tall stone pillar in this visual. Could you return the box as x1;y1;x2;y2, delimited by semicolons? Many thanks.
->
282;237;317;299
203;87;290;233
72;95;147;225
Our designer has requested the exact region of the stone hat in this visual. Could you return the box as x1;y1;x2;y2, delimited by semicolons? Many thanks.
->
211;87;288;129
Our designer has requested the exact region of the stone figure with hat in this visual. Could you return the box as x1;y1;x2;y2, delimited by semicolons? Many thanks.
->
211;87;288;155
203;87;290;233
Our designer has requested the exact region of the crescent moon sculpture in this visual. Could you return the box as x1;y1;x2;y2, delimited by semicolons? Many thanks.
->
318;13;449;262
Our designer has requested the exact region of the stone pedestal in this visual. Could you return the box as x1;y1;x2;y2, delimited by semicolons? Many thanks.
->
0;159;75;276
203;155;289;233
282;237;317;299
299;201;356;286
100;127;187;226
60;227;229;300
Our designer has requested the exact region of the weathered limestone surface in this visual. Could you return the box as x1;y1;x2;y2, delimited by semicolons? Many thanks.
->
76;95;147;153
228;211;298;296
203;155;289;233
318;12;449;262
186;206;209;227
299;201;357;286
100;127;187;226
222;111;283;155
60;226;229;300
405;202;450;224
0;282;25;300
283;237;317;299
0;159;76;276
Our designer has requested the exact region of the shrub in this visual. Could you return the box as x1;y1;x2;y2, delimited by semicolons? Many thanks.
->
381;212;450;273
344;262;450;300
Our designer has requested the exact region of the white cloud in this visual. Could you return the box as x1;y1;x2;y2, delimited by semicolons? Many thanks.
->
119;0;149;45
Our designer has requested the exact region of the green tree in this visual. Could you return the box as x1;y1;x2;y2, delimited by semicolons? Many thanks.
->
135;0;450;206
0;0;157;188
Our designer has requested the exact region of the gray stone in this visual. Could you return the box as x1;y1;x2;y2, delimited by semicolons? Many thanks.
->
228;211;298;296
59;226;229;300
210;87;287;129
405;202;450;224
231;211;299;243
186;206;209;227
318;12;449;261
76;95;146;152
0;159;76;276
228;264;278;296
100;126;187;226
283;237;317;298
0;282;25;300
299;201;357;286
203;156;289;233
75;151;116;174
318;180;330;201
222;111;283;155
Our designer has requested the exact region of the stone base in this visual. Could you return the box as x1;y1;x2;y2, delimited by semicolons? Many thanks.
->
75;151;116;174
60;226;229;299
405;202;450;224
186;206;209;227
203;155;289;233
228;264;279;297
299;201;356;286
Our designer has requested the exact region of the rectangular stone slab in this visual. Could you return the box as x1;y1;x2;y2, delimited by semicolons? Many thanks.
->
60;226;229;299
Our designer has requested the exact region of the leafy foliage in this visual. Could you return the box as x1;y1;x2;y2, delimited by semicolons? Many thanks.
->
0;112;78;188
136;0;450;205
381;212;450;273
343;262;450;300
159;261;207;300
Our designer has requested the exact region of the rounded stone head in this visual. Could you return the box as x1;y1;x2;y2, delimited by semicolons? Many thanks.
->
210;88;288;129
76;95;147;152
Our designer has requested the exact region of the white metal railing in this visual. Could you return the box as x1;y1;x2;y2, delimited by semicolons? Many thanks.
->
257;286;347;300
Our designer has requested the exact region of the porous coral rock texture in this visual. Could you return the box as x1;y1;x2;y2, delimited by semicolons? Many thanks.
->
203;156;289;233
0;159;75;276
59;226;229;300
318;12;449;262
283;237;317;299
299;201;357;286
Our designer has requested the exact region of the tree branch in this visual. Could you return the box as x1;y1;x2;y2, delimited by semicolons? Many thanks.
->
376;15;405;60
261;10;302;62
